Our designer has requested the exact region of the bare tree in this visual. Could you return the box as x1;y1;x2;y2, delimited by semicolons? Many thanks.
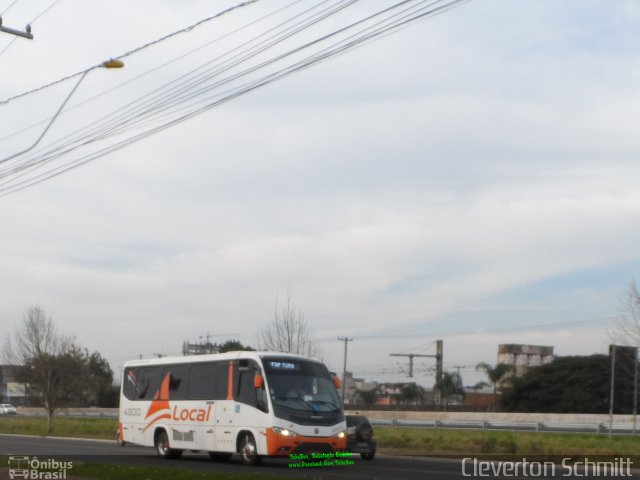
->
609;280;640;347
257;293;323;359
4;306;85;433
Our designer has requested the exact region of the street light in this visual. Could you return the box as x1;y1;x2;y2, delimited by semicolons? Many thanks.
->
101;59;124;69
0;16;34;40
0;58;125;165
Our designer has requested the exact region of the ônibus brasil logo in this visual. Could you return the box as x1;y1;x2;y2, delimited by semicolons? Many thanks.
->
8;456;72;480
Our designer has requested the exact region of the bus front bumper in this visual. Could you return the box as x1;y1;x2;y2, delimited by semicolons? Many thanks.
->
266;428;348;456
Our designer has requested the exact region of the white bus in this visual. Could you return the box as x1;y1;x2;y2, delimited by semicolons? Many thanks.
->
118;351;347;465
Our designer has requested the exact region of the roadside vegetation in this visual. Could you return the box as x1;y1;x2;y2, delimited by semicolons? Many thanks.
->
375;426;640;458
0;416;116;439
2;417;639;458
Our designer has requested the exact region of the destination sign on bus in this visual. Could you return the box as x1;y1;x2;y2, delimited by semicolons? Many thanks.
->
269;361;297;369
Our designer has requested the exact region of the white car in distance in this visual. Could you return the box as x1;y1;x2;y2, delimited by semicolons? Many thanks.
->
0;404;17;415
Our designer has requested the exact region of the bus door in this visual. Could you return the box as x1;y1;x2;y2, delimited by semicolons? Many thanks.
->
213;361;236;452
186;361;230;451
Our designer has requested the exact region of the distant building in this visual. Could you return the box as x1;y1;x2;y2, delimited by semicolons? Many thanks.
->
343;375;433;406
462;387;494;409
0;365;27;405
497;344;554;377
342;371;357;405
342;372;376;405
182;341;220;356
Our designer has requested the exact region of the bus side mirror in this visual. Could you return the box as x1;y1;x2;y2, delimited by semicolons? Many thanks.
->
254;373;264;389
332;374;341;389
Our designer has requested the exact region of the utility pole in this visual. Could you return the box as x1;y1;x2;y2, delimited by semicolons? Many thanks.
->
389;353;433;378
633;347;638;435
390;339;444;404
435;339;443;406
609;345;616;438
390;339;443;378
338;337;353;404
0;17;33;39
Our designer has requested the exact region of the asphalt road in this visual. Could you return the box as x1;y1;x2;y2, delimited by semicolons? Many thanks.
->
0;434;637;480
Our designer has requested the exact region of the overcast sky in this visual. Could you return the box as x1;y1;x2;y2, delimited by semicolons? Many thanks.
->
1;0;639;387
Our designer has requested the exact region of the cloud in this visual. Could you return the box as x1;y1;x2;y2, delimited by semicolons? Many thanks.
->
1;0;639;385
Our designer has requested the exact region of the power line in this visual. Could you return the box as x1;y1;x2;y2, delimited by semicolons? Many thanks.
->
1;0;20;16
0;0;261;105
0;0;305;143
0;70;89;164
0;0;469;195
0;0;63;55
0;35;15;55
29;0;63;24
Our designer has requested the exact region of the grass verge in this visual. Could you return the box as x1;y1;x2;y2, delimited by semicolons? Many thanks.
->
0;416;117;439
376;426;640;458
1;416;639;458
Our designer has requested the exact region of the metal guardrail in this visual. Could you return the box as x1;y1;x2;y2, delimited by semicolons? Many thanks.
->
370;418;640;435
11;411;118;418
9;411;638;435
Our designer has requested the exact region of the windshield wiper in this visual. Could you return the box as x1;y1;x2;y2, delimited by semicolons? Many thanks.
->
274;396;315;411
309;400;340;412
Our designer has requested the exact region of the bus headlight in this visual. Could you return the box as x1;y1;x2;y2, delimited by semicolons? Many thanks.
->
333;430;346;439
273;427;298;437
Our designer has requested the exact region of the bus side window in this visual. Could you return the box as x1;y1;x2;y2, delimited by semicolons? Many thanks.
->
187;362;228;400
235;360;267;411
123;367;139;400
256;380;268;413
161;364;189;400
136;366;162;400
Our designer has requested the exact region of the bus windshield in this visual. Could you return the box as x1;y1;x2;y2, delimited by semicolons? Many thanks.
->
262;356;342;420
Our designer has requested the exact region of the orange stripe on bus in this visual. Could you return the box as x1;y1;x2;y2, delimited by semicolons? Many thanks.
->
265;428;347;456
145;373;171;419
142;412;172;433
227;361;234;400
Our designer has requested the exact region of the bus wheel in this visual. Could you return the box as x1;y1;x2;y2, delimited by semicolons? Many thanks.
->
208;452;232;462
239;433;261;466
155;430;183;459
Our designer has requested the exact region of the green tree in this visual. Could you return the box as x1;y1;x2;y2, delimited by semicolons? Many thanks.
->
88;351;115;406
16;344;90;431
399;383;425;405
438;371;465;409
357;388;378;408
501;355;610;413
4;306;97;431
475;362;514;411
218;339;255;353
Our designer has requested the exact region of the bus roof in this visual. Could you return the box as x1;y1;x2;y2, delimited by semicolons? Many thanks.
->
122;351;323;368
